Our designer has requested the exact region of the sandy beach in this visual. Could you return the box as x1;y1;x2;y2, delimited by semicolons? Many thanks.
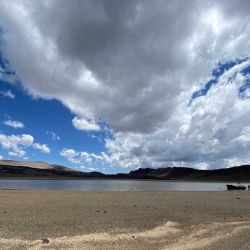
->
0;190;250;249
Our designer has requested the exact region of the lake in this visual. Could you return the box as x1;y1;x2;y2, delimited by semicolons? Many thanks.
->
0;179;248;191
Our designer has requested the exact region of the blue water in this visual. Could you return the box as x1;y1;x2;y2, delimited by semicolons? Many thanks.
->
0;179;247;191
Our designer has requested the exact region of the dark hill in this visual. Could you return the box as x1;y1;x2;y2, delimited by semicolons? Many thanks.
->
0;160;104;179
124;165;250;181
1;160;250;181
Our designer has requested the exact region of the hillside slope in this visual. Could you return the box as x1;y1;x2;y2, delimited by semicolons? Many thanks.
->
124;166;250;181
0;160;104;178
1;160;250;181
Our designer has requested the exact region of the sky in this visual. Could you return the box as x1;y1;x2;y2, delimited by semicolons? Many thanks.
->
0;0;250;173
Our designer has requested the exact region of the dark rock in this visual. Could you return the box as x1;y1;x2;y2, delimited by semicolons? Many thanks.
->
41;239;49;244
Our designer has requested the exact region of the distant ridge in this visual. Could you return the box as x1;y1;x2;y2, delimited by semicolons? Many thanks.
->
0;160;104;179
0;160;250;181
123;166;250;181
0;160;52;169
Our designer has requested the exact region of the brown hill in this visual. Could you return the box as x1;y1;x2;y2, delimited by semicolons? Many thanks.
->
0;160;104;179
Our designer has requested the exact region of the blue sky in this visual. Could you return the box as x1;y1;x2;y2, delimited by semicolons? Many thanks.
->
0;76;129;173
191;58;250;103
1;0;250;172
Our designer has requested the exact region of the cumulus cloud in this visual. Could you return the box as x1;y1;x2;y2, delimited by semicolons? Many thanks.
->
60;148;80;164
3;119;24;128
0;0;217;133
8;150;25;157
1;1;250;168
0;133;51;157
60;148;101;166
72;116;100;131
0;133;34;157
103;60;250;169
33;143;50;154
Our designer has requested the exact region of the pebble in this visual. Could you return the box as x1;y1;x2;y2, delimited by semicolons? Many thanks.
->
41;239;49;244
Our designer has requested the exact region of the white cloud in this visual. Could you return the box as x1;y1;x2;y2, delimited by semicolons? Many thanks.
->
33;143;50;154
1;1;250;169
0;90;15;99
20;135;34;147
3;119;24;129
60;146;133;169
0;133;34;158
80;151;93;163
60;148;101;166
0;133;51;158
101;61;250;169
72;116;100;131
8;150;25;157
0;155;3;160
0;134;34;148
60;148;80;164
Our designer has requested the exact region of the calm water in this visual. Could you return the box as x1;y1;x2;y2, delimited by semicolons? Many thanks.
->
0;179;248;191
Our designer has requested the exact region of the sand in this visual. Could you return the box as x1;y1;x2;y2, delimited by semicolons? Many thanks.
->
0;190;250;249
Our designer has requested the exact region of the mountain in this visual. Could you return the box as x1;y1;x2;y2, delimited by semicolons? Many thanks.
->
123;166;250;181
1;160;250;181
0;160;105;179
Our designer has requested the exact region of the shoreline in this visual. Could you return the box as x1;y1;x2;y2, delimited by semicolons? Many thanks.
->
0;177;249;183
0;188;241;192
